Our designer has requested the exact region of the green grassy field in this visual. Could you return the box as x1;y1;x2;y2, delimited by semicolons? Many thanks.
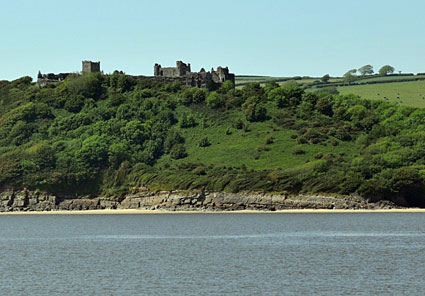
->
354;75;425;83
156;104;357;171
235;76;281;84
236;75;345;89
338;80;425;108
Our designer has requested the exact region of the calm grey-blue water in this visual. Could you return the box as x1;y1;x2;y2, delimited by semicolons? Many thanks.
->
1;213;425;295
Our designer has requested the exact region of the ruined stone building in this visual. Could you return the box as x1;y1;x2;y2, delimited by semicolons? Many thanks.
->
37;71;69;87
37;60;100;86
153;61;235;89
82;61;100;73
37;60;234;89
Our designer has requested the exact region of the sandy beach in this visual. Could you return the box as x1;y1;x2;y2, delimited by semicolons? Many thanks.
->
1;208;425;215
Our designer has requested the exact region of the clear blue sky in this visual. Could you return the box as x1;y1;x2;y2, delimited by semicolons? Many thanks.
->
1;0;424;81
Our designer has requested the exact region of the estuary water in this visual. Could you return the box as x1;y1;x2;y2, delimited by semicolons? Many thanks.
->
1;213;425;295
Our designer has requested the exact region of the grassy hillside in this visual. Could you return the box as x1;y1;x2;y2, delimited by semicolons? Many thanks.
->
235;75;290;87
354;75;425;84
338;80;425;108
2;75;425;206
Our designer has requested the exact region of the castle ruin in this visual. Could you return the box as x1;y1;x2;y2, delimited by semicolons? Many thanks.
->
37;60;101;86
82;61;100;73
37;60;234;89
153;61;235;88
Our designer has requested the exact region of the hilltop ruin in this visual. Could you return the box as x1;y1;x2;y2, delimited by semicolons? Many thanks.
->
153;61;235;88
37;60;234;89
37;60;100;86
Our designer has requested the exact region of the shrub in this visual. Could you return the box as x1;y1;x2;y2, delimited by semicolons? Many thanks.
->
233;118;245;129
192;166;206;175
206;92;225;109
242;97;267;122
264;135;274;145
292;146;305;155
315;97;333;116
170;144;187;159
199;137;211;147
180;113;197;128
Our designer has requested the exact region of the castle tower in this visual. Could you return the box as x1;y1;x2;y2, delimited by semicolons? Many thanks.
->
82;61;100;73
154;64;161;76
176;61;191;76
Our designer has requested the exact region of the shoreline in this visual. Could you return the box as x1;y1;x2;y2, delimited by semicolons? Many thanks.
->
1;208;425;215
0;188;415;213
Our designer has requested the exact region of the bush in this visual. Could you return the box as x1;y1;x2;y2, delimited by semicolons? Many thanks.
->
164;130;184;153
206;92;225;109
170;144;187;159
65;72;103;99
199;137;211;147
218;81;234;94
192;166;206;175
315;97;333;116
292;146;305;155
242;97;267;122
233;118;245;130
264;135;274;145
180;113;197;128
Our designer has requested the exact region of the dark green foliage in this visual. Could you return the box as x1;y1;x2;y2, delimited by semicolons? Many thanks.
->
315;86;339;95
315;97;334;116
206;91;225;109
170;144;187;159
65;72;104;99
242;83;265;101
1;74;425;207
292;146;305;155
264;80;279;94
321;74;330;83
242;97;267;122
379;65;395;75
199;137;211;147
180;113;197;128
269;84;304;108
233;118;246;130
218;81;234;94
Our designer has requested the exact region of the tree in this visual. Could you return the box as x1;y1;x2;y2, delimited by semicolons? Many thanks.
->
379;65;395;75
321;74;330;83
268;84;304;108
358;65;374;76
345;69;357;76
242;97;267;122
315;97;333;116
343;69;357;84
264;80;279;94
206;91;225;109
170;144;187;159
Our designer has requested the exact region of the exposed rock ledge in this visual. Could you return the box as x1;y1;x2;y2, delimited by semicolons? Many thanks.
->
0;188;400;212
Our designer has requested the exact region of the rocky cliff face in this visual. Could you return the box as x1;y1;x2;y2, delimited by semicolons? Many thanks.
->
0;188;398;212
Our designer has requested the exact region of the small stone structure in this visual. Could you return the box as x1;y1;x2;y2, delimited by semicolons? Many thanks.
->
37;71;70;87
